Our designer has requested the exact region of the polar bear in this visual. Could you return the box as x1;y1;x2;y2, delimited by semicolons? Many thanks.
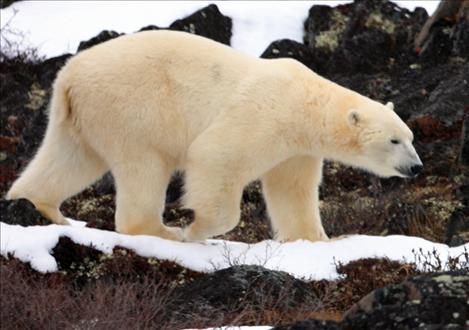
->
7;31;423;242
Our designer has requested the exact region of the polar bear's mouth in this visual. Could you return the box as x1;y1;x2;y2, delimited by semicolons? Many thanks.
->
394;165;423;178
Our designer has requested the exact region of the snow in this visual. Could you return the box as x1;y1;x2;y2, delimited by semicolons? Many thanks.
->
1;1;439;58
1;220;467;280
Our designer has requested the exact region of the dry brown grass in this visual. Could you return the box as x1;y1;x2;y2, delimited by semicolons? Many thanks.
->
2;246;437;330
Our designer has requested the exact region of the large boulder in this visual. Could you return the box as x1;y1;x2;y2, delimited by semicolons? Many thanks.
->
302;0;428;73
344;271;469;329
275;272;469;329
169;4;232;45
168;265;318;321
408;64;469;139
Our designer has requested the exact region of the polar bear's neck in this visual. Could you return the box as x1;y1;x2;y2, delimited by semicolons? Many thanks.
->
298;74;364;161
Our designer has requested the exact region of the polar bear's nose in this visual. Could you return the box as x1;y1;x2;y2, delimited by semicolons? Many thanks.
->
410;164;423;176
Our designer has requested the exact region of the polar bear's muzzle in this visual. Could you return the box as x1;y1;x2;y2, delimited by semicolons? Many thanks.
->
395;164;423;177
394;143;423;177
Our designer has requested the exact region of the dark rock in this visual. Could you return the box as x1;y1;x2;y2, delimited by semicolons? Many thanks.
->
51;236;103;274
302;0;426;73
0;164;16;192
303;4;351;52
15;97;48;162
37;53;71;86
77;30;123;52
409;64;469;139
384;61;467;138
455;184;469;206
169;4;232;45
0;198;50;226
339;30;393;72
460;115;469;165
0;0;19;9
93;172;115;195
418;19;454;64
344;271;469;329
169;265;318;320
445;206;469;247
165;171;184;204
454;19;469;58
137;25;160;32
272;319;341;330
260;39;327;74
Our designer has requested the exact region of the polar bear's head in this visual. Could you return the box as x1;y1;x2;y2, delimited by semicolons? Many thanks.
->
336;100;423;178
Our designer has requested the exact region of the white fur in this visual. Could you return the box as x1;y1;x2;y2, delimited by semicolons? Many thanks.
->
7;31;421;242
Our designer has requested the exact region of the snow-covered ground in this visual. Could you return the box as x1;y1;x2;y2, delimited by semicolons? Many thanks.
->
1;0;463;282
1;220;467;280
1;1;439;58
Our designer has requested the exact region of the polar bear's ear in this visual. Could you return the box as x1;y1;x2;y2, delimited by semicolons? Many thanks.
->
386;101;394;111
347;109;361;127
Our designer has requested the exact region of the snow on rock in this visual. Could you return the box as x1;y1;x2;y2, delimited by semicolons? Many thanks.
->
1;220;467;280
0;1;439;58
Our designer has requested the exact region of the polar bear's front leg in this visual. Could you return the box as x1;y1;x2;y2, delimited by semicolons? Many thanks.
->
182;168;243;241
262;156;328;242
182;127;246;241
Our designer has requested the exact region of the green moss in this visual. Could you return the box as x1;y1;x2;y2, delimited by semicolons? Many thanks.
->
365;12;396;34
314;10;349;53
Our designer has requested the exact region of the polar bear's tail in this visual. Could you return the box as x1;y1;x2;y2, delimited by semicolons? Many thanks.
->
6;73;108;225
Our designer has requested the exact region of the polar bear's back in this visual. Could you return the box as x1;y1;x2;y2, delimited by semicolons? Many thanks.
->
54;31;263;163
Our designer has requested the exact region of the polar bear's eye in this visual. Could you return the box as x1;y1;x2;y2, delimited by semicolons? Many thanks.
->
390;139;400;145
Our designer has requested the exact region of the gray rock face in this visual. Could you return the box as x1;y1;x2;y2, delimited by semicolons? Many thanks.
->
410;64;469;131
275;272;469;330
344;271;469;329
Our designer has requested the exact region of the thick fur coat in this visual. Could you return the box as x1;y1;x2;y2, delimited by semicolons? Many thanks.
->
7;31;422;241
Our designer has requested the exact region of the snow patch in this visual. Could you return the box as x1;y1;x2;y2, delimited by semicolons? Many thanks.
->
1;221;467;280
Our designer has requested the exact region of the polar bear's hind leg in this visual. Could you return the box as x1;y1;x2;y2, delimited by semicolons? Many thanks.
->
7;125;108;225
262;156;328;242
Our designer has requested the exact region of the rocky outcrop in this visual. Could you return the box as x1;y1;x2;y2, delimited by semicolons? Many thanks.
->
344;271;469;329
302;0;428;73
260;39;327;75
275;271;469;329
168;265;319;322
169;4;232;45
77;30;123;52
0;198;50;226
408;64;469;139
